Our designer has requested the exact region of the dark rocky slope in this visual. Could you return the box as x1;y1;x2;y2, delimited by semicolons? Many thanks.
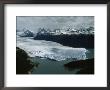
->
64;58;94;74
34;34;94;48
16;47;38;74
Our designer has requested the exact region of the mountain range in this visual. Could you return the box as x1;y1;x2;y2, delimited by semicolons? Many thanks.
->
17;26;94;37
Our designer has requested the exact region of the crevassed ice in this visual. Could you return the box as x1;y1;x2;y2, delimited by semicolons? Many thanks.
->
17;37;87;61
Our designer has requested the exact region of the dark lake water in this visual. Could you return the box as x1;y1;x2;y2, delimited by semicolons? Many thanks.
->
31;49;94;74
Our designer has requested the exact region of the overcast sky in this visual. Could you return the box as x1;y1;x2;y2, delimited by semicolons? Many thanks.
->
16;16;94;32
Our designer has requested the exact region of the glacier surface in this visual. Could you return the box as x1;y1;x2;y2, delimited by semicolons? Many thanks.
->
17;36;87;61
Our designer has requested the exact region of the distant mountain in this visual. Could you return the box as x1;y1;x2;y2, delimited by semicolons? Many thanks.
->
37;28;51;35
77;26;94;34
16;26;94;37
35;27;94;36
17;29;34;37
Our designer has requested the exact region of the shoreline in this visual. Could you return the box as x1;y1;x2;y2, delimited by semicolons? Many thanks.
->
31;56;94;74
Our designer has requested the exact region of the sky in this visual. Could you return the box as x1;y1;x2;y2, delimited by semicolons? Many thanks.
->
16;16;94;32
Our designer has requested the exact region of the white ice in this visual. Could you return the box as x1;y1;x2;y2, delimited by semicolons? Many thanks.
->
17;36;87;61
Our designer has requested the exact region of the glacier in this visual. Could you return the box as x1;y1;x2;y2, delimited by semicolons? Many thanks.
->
17;36;87;61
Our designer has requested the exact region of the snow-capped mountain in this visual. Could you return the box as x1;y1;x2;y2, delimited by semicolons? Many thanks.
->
37;28;51;35
36;27;94;35
17;29;34;37
17;26;94;38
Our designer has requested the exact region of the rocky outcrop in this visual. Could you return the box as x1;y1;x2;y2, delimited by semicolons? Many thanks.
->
16;47;38;74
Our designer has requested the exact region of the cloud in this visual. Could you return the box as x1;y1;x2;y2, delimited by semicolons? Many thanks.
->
17;16;94;32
